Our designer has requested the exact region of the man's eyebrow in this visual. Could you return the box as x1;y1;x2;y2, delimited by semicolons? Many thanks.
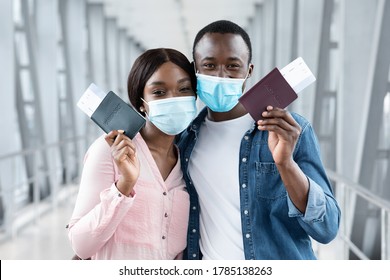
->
201;56;243;62
226;57;244;62
201;56;242;62
200;56;216;61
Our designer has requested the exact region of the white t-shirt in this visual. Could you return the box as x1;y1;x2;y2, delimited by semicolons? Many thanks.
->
188;113;254;259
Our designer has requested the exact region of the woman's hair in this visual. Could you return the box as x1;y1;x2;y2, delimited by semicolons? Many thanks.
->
127;48;196;114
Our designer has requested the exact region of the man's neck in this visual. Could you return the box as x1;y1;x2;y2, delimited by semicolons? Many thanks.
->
207;103;248;122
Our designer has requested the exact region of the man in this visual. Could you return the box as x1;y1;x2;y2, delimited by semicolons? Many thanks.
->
177;20;341;260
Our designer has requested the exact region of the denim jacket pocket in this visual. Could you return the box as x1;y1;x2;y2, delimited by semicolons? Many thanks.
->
255;162;287;200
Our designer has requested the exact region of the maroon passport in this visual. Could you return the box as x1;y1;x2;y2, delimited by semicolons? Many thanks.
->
239;68;297;120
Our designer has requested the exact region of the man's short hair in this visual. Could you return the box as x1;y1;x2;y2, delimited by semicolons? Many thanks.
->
192;20;252;63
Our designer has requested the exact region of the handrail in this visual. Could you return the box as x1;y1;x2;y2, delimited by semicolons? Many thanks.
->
326;169;390;212
0;135;88;240
0;135;87;161
324;169;390;260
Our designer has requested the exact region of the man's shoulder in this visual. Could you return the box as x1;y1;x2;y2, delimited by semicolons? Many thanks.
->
290;112;311;128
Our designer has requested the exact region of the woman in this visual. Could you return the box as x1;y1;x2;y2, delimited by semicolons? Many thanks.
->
68;48;197;260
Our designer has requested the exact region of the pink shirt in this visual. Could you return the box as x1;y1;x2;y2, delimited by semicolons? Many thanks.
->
68;133;189;260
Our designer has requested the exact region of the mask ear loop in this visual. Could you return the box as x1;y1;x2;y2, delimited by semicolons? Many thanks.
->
242;69;251;93
140;97;148;105
140;97;150;119
244;69;251;80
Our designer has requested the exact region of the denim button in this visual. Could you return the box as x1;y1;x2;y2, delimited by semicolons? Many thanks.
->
245;233;250;238
242;184;247;188
242;157;247;162
244;210;249;215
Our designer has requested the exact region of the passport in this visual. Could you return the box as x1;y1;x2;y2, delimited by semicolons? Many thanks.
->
239;57;315;120
77;83;146;139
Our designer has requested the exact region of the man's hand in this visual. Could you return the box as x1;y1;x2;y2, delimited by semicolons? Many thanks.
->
256;106;301;166
257;107;308;212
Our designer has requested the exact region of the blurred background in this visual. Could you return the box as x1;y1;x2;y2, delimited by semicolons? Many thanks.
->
0;0;389;260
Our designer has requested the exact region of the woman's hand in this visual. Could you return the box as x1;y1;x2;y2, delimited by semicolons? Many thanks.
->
105;130;139;196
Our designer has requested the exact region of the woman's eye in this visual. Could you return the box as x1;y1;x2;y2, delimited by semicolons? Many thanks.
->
179;87;192;93
152;90;165;96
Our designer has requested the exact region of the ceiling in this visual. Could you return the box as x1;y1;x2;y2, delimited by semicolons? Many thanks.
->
89;0;262;58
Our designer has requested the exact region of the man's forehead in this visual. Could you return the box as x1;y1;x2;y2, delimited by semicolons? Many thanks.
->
194;33;249;61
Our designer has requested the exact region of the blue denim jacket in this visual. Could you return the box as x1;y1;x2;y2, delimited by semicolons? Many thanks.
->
177;108;341;260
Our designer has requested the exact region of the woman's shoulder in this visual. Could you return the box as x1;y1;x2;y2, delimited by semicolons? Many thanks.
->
83;134;112;163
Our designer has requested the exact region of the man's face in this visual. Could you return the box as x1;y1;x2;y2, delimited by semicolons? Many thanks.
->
194;33;252;79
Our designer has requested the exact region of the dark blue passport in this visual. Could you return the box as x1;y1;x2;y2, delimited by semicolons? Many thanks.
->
90;91;145;139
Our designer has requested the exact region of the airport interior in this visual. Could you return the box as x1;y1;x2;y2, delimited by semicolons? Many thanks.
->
0;0;389;260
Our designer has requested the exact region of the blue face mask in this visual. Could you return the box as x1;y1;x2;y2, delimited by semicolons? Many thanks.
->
196;73;246;112
142;96;197;135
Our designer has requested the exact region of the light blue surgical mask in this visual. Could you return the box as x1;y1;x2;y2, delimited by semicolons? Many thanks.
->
141;96;197;135
196;73;246;112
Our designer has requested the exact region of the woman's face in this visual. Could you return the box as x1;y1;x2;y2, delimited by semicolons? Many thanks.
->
142;61;195;104
139;61;197;136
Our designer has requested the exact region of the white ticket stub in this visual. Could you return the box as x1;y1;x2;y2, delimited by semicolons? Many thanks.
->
77;83;106;117
280;57;316;93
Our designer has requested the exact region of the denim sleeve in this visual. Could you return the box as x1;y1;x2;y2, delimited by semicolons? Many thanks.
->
287;119;341;244
287;177;326;222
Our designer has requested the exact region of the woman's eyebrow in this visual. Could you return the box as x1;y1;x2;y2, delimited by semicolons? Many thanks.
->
146;81;165;86
177;77;191;83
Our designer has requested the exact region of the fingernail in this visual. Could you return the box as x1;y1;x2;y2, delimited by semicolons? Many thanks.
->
118;130;125;134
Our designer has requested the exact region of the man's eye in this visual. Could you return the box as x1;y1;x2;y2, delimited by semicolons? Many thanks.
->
227;64;240;69
203;63;214;69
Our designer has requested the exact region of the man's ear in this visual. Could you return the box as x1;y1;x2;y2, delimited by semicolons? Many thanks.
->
248;63;254;78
